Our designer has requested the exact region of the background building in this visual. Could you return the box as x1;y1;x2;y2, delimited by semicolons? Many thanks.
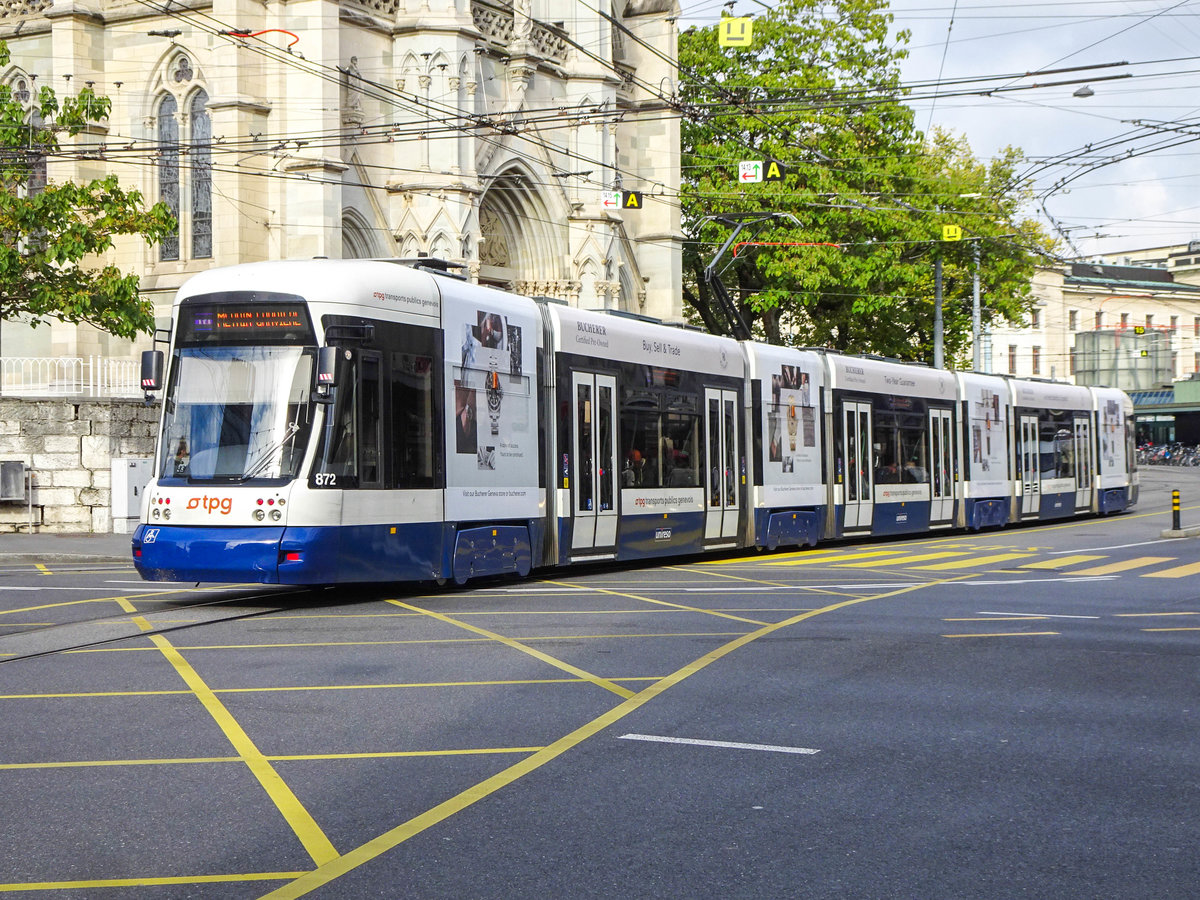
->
986;252;1200;390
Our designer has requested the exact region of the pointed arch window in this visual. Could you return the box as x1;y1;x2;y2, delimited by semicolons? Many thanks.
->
157;94;180;261
6;75;47;197
190;90;212;258
154;64;212;263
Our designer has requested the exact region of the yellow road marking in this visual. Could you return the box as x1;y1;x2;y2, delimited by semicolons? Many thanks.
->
699;547;846;566
833;551;969;568
0;747;545;771
767;549;910;567
71;632;754;653
149;634;339;866
542;579;772;626
664;564;862;599
662;565;796;591
389;601;636;699
0;584;241;616
0;676;664;701
1142;561;1200;578
35;564;51;576
262;577;967;899
1019;555;1106;569
1067;556;1175;576
910;552;1035;570
0;872;309;892
942;632;1059;638
1113;611;1200;617
1142;626;1200;632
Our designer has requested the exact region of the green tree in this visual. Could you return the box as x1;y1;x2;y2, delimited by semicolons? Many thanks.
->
0;40;174;341
679;0;1051;365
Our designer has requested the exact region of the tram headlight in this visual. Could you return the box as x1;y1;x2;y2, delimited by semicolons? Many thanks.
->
253;509;266;521
269;509;282;522
152;508;161;519
162;509;171;521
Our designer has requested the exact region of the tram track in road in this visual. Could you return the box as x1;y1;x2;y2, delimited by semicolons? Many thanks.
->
0;587;311;665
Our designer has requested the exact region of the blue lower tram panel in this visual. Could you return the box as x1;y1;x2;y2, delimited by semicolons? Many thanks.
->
1098;487;1131;514
965;497;1010;530
133;524;288;583
754;508;824;550
132;521;543;585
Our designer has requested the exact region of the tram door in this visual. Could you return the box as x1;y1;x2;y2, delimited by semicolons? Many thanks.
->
704;388;740;541
1018;414;1040;517
1073;416;1093;510
841;400;873;530
929;407;955;523
571;372;618;552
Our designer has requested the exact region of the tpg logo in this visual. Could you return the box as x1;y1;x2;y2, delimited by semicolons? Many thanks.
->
187;495;233;515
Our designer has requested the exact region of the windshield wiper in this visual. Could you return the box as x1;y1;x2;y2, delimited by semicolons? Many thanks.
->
238;422;300;482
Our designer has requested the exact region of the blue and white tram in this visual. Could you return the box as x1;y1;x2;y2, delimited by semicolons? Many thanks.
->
545;304;745;564
1092;385;1138;514
956;370;1014;530
1010;378;1101;520
131;258;1137;586
743;344;826;550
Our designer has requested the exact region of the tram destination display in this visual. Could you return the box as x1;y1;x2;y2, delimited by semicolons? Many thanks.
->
178;297;314;344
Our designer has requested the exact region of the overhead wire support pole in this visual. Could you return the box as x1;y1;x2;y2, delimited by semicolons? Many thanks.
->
934;254;944;370
972;240;982;371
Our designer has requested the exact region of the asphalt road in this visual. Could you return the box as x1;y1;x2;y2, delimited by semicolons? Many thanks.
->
0;468;1197;898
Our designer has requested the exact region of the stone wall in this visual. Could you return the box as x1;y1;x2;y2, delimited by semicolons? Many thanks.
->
0;397;160;533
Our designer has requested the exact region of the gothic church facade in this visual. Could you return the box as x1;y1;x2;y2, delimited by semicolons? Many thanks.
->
1;0;683;358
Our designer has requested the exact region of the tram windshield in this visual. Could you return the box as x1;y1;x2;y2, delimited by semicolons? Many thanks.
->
158;346;315;482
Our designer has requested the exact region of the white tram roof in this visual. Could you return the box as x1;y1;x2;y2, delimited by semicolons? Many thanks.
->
956;370;1009;394
741;342;824;383
546;305;745;377
175;259;456;325
1008;377;1093;411
823;352;955;400
1089;384;1134;414
176;258;541;325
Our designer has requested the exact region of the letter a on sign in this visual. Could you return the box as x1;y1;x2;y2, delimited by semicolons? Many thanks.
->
622;191;643;209
764;161;786;182
719;18;753;47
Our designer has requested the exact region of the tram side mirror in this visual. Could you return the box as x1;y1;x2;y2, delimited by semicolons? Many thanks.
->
140;350;164;393
315;346;338;404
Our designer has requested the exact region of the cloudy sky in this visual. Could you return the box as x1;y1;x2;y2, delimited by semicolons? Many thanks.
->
680;0;1200;258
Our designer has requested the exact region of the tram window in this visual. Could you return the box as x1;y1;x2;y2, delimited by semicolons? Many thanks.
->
846;419;857;500
620;406;659;487
663;412;699;487
390;352;439;488
872;409;927;484
615;370;705;490
708;398;721;506
316;356;359;485
359;354;382;487
723;398;737;506
1036;411;1075;479
598;384;614;511
314;317;444;491
577;383;593;511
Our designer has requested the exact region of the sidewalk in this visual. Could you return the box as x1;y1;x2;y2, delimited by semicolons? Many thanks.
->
0;530;134;564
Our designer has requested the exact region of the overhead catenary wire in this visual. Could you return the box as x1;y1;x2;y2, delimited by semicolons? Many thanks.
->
8;0;1186;278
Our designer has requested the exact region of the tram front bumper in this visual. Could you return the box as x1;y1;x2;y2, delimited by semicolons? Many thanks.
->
133;524;286;584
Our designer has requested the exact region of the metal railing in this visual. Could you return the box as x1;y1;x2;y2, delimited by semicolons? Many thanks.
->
1;356;142;399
